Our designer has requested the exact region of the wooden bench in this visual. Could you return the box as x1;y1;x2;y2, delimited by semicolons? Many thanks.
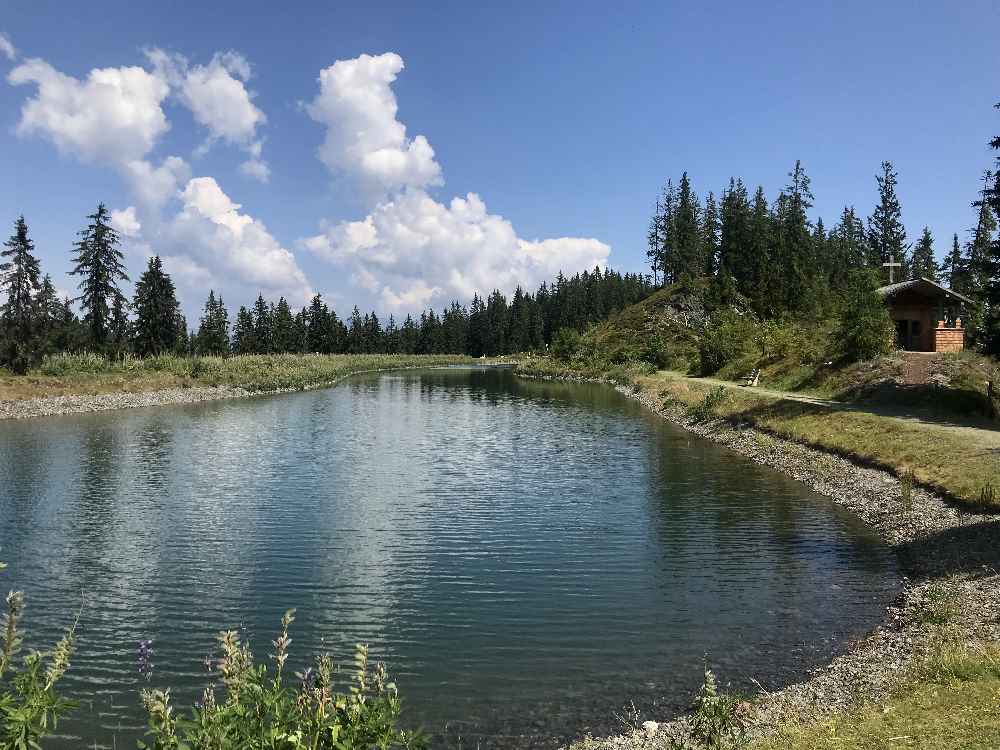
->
742;368;760;387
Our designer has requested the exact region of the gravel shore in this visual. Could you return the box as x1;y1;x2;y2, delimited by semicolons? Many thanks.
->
0;385;250;421
523;375;1000;749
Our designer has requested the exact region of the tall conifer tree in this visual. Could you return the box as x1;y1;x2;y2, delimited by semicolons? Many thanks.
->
866;161;908;283
132;256;180;356
1;216;42;372
70;204;129;349
910;227;938;281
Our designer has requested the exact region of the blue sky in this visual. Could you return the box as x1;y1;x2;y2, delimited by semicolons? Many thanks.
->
2;1;998;319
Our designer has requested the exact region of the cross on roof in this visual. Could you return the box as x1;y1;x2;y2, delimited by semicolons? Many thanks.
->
883;254;902;284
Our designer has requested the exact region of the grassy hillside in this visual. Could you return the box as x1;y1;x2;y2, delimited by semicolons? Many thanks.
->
560;280;995;420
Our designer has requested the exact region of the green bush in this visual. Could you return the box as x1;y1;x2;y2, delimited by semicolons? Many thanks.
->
138;610;425;750
0;556;78;748
687;386;729;422
551;328;582;362
698;310;756;376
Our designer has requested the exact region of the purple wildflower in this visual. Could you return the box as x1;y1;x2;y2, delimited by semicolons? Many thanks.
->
137;639;154;680
301;667;316;691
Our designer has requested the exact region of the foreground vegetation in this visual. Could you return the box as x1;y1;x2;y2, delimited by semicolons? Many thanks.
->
752;641;1000;750
0;352;483;401
1;556;423;749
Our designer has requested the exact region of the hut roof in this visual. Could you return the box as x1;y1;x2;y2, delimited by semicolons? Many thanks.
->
876;277;974;306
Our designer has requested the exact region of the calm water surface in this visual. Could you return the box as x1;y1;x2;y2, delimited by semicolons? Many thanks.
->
0;368;899;747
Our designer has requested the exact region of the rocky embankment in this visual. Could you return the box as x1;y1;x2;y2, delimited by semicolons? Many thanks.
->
524;375;1000;749
0;386;249;420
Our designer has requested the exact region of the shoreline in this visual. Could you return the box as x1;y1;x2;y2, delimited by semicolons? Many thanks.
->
0;363;491;421
518;372;1000;748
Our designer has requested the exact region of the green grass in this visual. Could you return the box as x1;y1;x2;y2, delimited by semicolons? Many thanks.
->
636;372;1000;510
1;352;481;401
754;643;1000;750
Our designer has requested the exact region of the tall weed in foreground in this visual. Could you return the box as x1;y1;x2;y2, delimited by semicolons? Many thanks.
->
668;668;751;750
687;386;728;422
139;609;426;750
0;556;78;748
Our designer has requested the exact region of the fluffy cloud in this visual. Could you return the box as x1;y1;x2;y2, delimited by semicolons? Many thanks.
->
148;49;269;182
8;59;170;164
170;177;312;302
304;188;609;311
9;52;311;309
303;52;610;311
0;32;16;61
110;206;142;237
239;158;271;183
306;53;442;196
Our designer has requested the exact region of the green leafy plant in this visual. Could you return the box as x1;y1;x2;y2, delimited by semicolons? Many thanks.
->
0;555;78;749
674;668;751;749
138;609;426;750
900;468;916;512
980;481;997;508
551;328;582;362
914;584;959;628
687;386;728;422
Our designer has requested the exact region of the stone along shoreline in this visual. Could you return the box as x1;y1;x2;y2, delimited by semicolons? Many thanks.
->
0;386;250;420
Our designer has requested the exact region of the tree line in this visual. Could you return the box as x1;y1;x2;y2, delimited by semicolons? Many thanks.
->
646;105;1000;353
0;204;652;372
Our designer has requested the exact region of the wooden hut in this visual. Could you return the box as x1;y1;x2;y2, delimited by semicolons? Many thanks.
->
877;277;972;352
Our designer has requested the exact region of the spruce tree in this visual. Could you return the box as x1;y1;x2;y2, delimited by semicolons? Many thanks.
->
271;297;297;352
941;233;968;292
306;294;329;353
108;294;131;355
670;173;703;281
347;305;364;353
252;294;272;354
232;306;256;354
132;256;179;356
774;161;819;313
718;179;751;288
747;186;772;316
70;204;129;349
828;207;868;294
195;290;230;355
1;216;42;372
33;274;62;356
837;268;895;362
701;191;720;276
910;227;938;281
646;196;663;286
866;161;908;283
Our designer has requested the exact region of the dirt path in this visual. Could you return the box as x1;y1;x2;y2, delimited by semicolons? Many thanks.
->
659;370;1000;448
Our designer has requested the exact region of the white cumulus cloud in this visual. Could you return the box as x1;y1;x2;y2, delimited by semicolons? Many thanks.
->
306;52;442;197
303;52;610;312
9;52;312;310
110;206;142;237
8;59;170;164
170;177;312;302
0;32;16;61
148;48;269;181
303;188;609;311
